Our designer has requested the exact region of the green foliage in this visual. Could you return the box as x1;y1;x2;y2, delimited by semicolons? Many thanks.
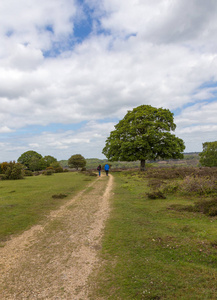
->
44;155;57;167
24;170;33;176
0;161;24;180
199;141;217;167
50;161;63;173
29;156;47;171
102;105;185;170
68;154;86;170
146;190;166;199
52;193;67;199
42;169;54;175
17;150;46;171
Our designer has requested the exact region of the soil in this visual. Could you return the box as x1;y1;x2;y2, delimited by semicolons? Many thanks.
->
0;174;113;299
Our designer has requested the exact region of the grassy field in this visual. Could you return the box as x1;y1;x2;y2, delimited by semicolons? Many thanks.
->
0;172;95;242
90;169;217;300
2;167;217;299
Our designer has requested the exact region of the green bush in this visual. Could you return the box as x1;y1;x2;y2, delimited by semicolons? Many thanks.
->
52;193;67;199
0;161;24;180
0;174;7;180
24;170;33;176
146;190;166;199
54;167;64;173
42;170;54;176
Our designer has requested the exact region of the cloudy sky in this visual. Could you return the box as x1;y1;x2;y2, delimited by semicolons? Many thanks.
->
1;0;217;162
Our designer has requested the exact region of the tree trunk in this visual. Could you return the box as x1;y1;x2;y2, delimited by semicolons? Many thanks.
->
140;159;146;171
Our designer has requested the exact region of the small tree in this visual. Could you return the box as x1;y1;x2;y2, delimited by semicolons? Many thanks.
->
102;105;185;171
199;141;217;167
68;154;86;170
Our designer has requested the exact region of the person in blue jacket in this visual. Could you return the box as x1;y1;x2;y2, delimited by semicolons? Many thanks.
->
104;163;110;176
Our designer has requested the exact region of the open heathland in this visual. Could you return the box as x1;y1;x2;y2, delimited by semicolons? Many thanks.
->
89;167;217;300
1;167;217;299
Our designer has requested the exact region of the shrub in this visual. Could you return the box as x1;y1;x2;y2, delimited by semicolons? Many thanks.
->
179;176;217;195
54;167;64;173
52;193;67;199
83;170;97;177
42;170;54;176
148;179;165;189
182;198;217;217
0;174;7;180
24;170;33;176
145;166;217;180
146;190;166;199
33;171;41;176
0;161;24;180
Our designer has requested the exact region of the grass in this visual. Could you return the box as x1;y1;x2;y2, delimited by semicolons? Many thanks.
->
89;171;217;300
0;172;95;242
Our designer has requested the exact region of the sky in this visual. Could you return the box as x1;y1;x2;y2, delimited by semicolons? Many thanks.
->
1;0;217;162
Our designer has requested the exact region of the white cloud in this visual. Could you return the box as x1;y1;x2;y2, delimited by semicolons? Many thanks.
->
0;0;217;161
0;126;13;133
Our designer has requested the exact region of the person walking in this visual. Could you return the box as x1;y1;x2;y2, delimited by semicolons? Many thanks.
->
97;164;101;176
104;163;110;176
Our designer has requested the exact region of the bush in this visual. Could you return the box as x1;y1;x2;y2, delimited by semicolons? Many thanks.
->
24;170;33;176
54;167;64;173
33;171;41;176
145;166;217;180
162;181;179;194
0;174;7;180
0;161;24;180
147;179;165;189
42;170;54;176
179;176;217;195
146;190;166;199
182;198;217;217
52;193;67;199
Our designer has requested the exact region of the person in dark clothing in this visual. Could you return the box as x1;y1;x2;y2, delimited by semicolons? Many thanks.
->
97;164;102;176
104;163;109;176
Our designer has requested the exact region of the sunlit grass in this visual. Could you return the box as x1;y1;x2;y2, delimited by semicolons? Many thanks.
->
0;172;95;241
90;171;217;299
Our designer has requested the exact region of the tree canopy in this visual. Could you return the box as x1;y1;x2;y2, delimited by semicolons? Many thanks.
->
102;105;185;170
68;154;86;170
199;141;217;167
17;151;58;171
44;155;57;167
17;150;46;171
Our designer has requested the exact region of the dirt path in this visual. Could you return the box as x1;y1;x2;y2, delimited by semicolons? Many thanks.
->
0;174;114;299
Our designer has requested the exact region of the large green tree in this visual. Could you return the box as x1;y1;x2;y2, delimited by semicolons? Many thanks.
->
17;150;46;171
102;105;185;170
68;154;86;170
199;141;217;167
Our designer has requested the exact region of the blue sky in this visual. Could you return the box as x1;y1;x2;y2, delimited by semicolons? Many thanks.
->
0;0;217;162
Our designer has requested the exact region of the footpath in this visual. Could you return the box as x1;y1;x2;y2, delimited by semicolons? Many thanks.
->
0;174;113;299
